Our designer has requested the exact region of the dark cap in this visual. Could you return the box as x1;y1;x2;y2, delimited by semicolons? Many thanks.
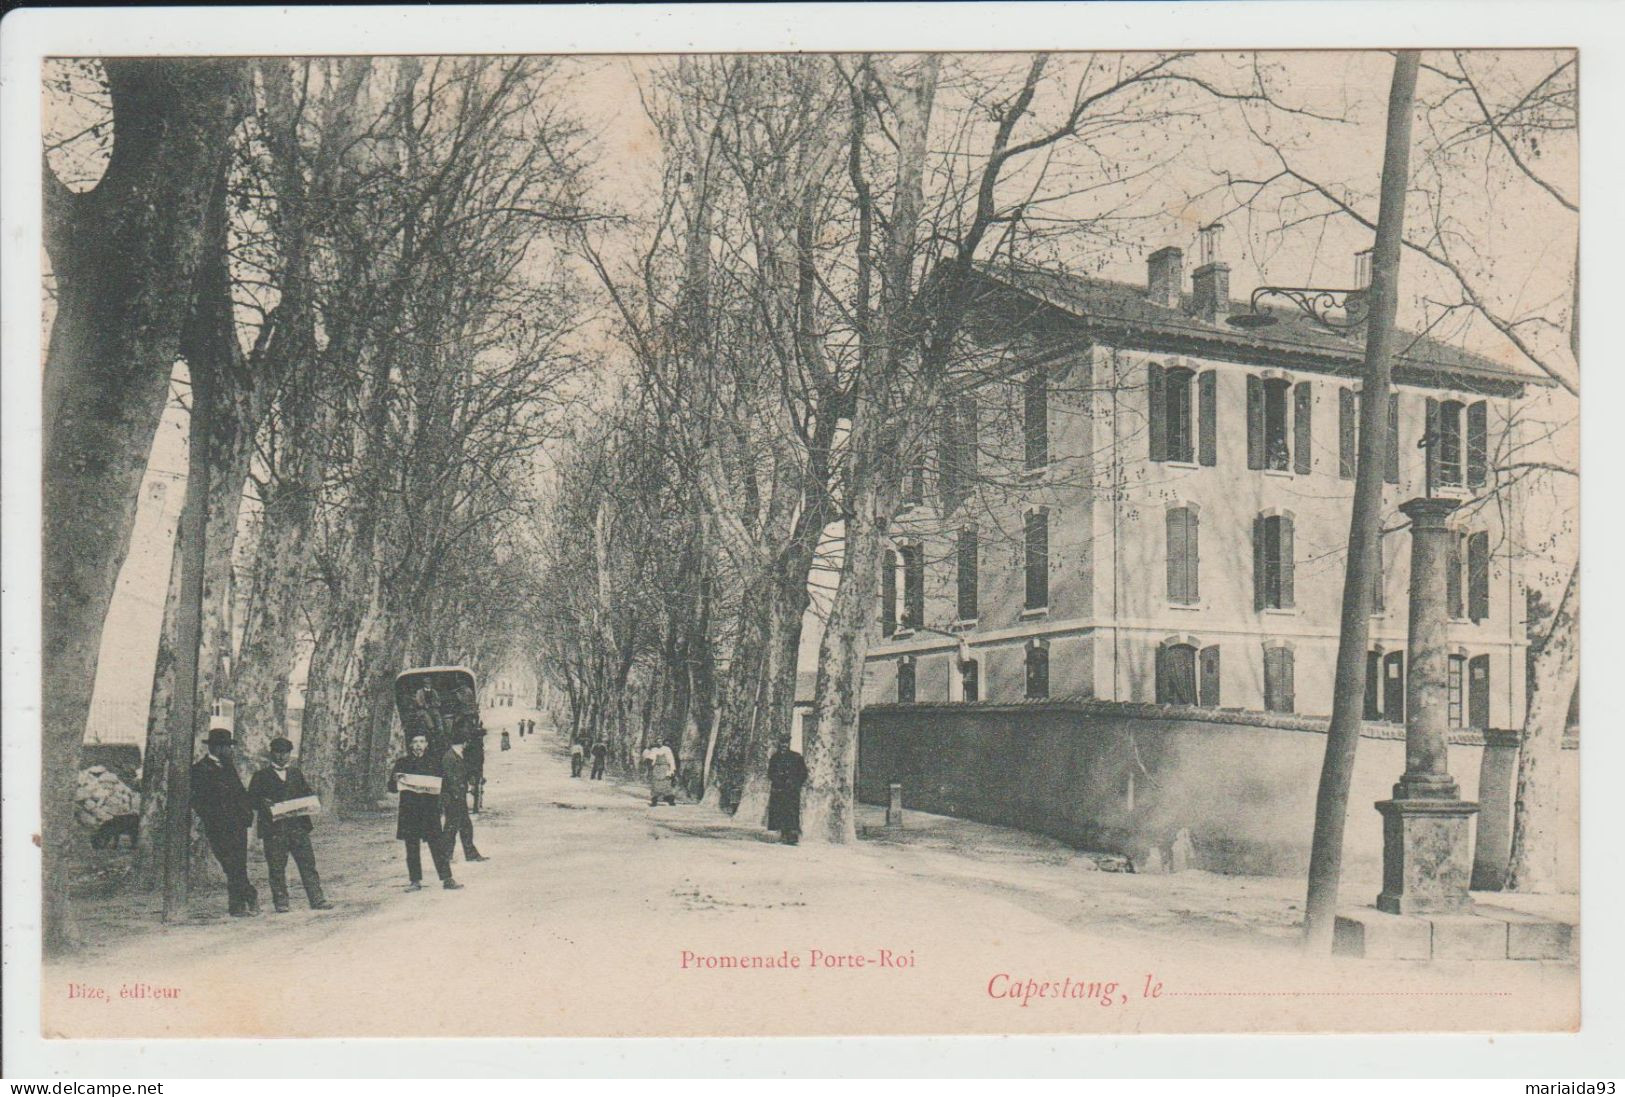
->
269;737;294;754
449;727;469;745
205;728;235;747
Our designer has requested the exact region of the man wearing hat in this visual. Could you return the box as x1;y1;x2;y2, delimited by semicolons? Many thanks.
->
248;737;333;913
437;726;488;867
191;728;259;916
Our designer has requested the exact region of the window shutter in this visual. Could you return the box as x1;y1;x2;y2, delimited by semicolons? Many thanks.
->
1148;361;1167;462
1383;650;1405;724
1281;647;1295;713
1025;370;1048;470
1025;510;1049;610
1252;514;1266;611
1198;371;1217;466
1467;530;1490;622
1294;381;1313;475
881;549;897;637
1263;647;1280;711
904;545;925;630
960;395;979;484
1371;535;1385;613
1469;654;1490;728
1385;391;1400;484
1339;388;1356;479
1467;400;1488;488
1246;375;1264;469
1279;514;1295;608
1166;510;1186;604
1425;397;1440;490
957;526;978;622
1154;643;1168;703
1446;533;1463;619
1199;645;1220;707
1364;651;1381;720
1187;507;1201;603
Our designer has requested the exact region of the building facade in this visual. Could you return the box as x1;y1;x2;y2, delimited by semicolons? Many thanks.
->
862;246;1543;736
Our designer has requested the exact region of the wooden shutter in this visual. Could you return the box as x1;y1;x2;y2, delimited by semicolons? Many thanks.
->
1166;510;1187;604
1154;643;1168;703
1467;400;1488;488
1198;371;1217;466
881;548;897;637
1370;535;1385;613
1425;397;1440;490
1264;647;1281;711
1148;361;1167;462
960;395;979;484
1280;647;1295;713
1383;650;1405;724
1467;530;1490;622
1252;514;1266;610
1025;370;1048;469
1294;381;1313;475
1446;533;1463;619
1469;654;1490;729
1025;510;1048;610
1339;388;1357;479
1187;507;1200;602
1199;645;1221;707
1246;375;1264;469
1385;391;1400;484
1279;514;1295;608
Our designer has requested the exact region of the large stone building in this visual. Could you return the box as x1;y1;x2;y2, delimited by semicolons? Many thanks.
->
863;240;1547;736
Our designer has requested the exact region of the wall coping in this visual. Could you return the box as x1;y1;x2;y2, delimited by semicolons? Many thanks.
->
860;698;1579;750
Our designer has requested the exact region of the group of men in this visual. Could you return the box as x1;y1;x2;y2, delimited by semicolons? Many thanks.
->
387;723;488;890
190;731;333;916
569;737;609;780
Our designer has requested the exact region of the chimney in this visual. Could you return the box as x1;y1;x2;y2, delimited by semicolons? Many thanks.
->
1191;223;1229;323
1147;246;1183;310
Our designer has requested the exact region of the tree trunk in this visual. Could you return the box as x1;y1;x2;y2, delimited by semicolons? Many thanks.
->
134;520;185;890
41;59;248;953
1507;563;1579;892
1302;51;1420;950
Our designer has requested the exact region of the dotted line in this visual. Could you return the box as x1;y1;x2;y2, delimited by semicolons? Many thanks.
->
1166;991;1514;998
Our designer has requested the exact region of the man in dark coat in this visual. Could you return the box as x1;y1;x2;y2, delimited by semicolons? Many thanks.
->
590;740;607;780
466;725;487;813
389;732;460;891
190;728;259;916
766;734;809;845
247;737;334;913
437;728;488;865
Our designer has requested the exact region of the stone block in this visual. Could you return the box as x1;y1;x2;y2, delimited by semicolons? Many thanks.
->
1333;907;1432;960
1428;914;1506;960
1475;907;1577;961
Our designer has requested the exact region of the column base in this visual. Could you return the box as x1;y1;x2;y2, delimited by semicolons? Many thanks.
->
1375;798;1479;915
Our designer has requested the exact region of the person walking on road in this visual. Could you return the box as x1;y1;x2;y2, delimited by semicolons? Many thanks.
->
190;728;259;916
438;728;488;865
570;737;586;778
767;735;809;845
389;732;460;891
248;737;334;913
590;740;607;780
645;742;678;807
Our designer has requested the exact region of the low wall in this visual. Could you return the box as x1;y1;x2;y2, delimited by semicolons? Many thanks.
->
857;701;1578;888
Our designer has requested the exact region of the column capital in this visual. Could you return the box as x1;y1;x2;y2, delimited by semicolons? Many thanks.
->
1399;496;1461;529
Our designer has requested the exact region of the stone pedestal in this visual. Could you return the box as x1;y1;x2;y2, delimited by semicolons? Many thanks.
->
1376;798;1478;914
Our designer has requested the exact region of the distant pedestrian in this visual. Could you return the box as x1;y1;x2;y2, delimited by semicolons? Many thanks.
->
248;738;333;913
501;730;512;751
389;732;459;891
570;738;585;778
645;742;678;807
590;741;607;780
190;728;259;916
438;728;488;865
767;735;809;845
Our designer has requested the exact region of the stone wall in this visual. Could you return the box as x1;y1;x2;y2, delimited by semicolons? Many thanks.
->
857;700;1578;889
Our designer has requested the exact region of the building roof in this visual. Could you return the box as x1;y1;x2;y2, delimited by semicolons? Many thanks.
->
978;264;1550;396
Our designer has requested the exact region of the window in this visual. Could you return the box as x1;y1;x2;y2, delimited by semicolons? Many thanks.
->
1339;387;1357;480
1024;369;1048;470
1025;641;1050;700
880;548;897;638
960;658;980;703
1024;508;1049;611
897;657;916;704
1364;651;1382;721
938;394;979;510
1149;364;1217;466
900;543;924;631
1247;376;1291;470
1294;381;1313;474
1165;506;1200;605
1263;646;1296;714
1156;642;1198;706
1466;530;1490;623
1435;399;1465;487
1447;654;1466;728
903;462;924;506
956;526;979;621
1469;654;1490;729
1252;513;1295;610
1426;398;1487;489
1467;401;1488;489
1198;645;1221;707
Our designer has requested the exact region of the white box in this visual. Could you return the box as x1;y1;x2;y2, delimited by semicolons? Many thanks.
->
270;795;321;819
396;773;442;795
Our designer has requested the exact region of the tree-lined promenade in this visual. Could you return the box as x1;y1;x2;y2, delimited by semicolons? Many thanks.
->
41;52;1577;956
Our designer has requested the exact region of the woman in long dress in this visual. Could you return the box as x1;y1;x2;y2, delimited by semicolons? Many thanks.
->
646;743;678;806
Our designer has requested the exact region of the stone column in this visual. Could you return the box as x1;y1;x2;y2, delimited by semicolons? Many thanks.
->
1375;497;1479;915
